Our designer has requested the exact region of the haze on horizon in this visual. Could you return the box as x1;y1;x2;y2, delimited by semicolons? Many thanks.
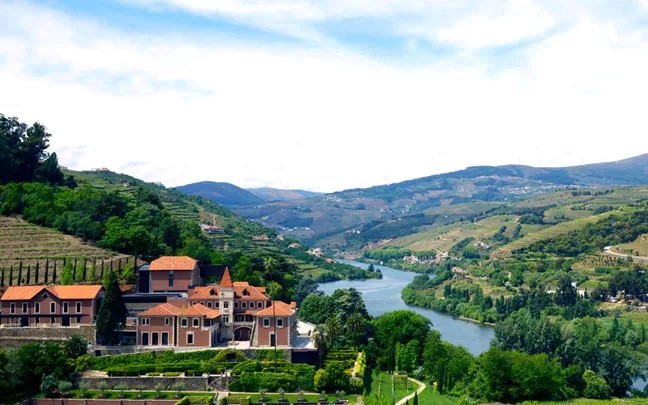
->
1;1;647;193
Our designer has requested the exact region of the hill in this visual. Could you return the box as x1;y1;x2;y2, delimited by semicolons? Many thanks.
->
235;154;648;250
247;187;322;202
175;181;266;207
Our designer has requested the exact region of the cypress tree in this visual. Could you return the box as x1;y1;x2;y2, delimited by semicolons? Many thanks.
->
60;259;74;285
17;261;22;285
44;258;49;283
413;391;418;405
52;260;57;283
82;257;87;281
96;270;127;345
72;258;78;281
35;261;40;284
100;259;104;279
26;264;31;284
1;268;4;286
9;265;13;286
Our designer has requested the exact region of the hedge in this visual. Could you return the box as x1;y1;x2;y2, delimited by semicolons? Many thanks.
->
228;371;314;392
104;361;239;376
174;397;190;405
185;395;213;405
92;350;248;370
220;395;250;405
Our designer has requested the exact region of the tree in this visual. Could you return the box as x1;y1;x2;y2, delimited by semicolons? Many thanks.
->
96;271;127;344
60;260;74;285
58;381;73;398
582;370;611;399
40;374;59;398
413;391;418;405
294;277;319;303
314;369;328;392
325;317;342;347
345;312;367;347
555;274;577;307
63;335;88;358
34;153;64;185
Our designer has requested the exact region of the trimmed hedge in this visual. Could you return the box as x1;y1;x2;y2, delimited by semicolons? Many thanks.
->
104;361;238;376
220;395;250;405
185;395;213;405
229;370;314;392
92;350;247;370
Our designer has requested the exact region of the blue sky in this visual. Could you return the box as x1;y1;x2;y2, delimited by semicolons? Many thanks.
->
1;0;648;192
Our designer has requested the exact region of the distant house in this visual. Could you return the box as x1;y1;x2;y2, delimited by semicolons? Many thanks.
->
199;224;223;234
0;285;102;327
147;256;201;293
288;243;301;248
307;248;324;257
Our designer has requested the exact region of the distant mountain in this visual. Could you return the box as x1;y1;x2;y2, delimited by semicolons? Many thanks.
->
175;181;266;207
234;153;648;250
247;187;322;202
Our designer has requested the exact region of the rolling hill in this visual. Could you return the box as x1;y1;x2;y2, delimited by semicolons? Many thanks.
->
174;181;266;207
247;187;322;202
234;153;648;251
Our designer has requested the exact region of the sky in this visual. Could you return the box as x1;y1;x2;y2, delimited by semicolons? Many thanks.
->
1;1;648;193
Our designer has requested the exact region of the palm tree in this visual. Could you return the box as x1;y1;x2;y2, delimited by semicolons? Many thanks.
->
345;312;366;347
325;316;342;347
64;334;88;358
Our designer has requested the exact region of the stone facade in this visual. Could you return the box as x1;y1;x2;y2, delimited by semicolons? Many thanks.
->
0;324;96;348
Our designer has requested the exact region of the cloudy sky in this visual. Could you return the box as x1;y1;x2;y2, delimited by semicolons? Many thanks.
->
1;1;647;192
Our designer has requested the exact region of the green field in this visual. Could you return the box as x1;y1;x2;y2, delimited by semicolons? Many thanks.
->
522;399;648;405
364;371;419;404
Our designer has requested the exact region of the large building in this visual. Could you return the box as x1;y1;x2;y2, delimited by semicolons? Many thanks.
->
146;256;201;293
136;268;298;348
0;285;103;327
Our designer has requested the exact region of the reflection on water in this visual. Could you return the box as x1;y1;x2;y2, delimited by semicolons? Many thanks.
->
319;260;494;356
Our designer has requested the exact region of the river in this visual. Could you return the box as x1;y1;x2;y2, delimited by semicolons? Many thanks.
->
319;260;494;356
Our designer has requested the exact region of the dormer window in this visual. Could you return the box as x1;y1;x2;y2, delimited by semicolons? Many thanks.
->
243;289;249;296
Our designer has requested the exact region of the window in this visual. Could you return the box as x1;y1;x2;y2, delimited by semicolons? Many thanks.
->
187;332;194;345
222;315;229;323
76;302;82;313
141;332;149;345
76;316;81;324
257;301;263;308
152;332;159;345
193;318;199;327
204;319;211;327
10;303;15;314
223;302;229;309
214;302;219;308
43;293;49;299
50;302;56;314
50;316;55;324
162;332;169;345
164;317;170;326
141;318;150;326
234;301;239;309
249;302;255;309
181;318;188;327
34;302;40;314
276;318;284;328
63;302;69;314
207;302;212;308
242;301;247;309
22;303;28;313
168;271;174;287
263;317;270;328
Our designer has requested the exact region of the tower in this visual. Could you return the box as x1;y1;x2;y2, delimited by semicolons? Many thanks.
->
219;267;235;340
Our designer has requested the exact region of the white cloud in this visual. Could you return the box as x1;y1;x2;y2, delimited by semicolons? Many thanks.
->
0;1;647;192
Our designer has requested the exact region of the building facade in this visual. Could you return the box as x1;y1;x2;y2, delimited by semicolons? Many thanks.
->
147;256;201;293
0;285;102;327
136;268;298;348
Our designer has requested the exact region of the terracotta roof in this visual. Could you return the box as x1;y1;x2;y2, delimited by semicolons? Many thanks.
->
149;256;198;271
1;285;102;301
255;300;296;317
220;267;233;288
189;286;220;299
138;303;182;316
138;302;220;319
234;282;268;300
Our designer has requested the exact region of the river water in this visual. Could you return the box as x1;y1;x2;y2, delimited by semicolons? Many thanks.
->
319;260;494;356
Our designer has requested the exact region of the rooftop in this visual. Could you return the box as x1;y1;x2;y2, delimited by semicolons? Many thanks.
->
149;256;198;271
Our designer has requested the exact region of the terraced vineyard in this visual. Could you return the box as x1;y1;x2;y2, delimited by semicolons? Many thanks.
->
0;216;128;286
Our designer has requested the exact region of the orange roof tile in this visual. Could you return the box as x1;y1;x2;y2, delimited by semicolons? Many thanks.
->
149;256;198;271
181;303;220;319
1;285;102;301
138;303;182;317
234;282;268;300
189;286;220;299
255;300;296;317
1;286;46;301
220;267;233;288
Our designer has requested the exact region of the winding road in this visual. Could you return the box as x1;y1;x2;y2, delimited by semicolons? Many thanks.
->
603;246;648;263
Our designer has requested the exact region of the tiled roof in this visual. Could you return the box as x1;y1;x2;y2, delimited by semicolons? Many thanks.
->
220;267;233;288
181;303;220;319
1;285;102;301
255;300;296;317
138;303;182;316
138;302;220;319
149;256;198;271
234;282;268;300
189;286;220;299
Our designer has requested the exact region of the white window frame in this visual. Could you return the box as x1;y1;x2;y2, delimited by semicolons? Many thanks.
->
234;301;239;309
141;318;150;326
10;303;15;314
222;315;229;323
34;302;40;314
187;332;194;345
192;318;199;327
165;317;170;326
263;317;270;328
181;318;188;328
50;302;56;314
76;302;82;313
257;301;263;308
63;302;69;314
276;318;284;328
249;302;255;309
22;302;28;313
207;302;212;308
162;332;169;346
141;332;149;345
242;301;247;309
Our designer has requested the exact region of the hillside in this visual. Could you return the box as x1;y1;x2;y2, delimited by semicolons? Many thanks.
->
247;187;322;202
235;154;648;250
175;181;266;207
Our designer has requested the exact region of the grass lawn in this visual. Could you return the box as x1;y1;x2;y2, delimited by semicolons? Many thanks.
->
364;371;417;404
522;399;648;405
417;385;455;404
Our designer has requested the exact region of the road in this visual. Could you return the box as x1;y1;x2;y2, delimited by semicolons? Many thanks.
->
603;246;648;263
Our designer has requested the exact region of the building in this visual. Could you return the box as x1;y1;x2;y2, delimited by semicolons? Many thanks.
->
0;285;102;327
147;256;201;293
136;268;298;348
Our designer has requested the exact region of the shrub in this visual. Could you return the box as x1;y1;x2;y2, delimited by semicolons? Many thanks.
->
221;395;251;405
185;395;214;405
211;349;247;363
58;381;73;397
40;375;59;398
174;397;190;405
583;369;612;399
76;354;94;372
165;372;182;377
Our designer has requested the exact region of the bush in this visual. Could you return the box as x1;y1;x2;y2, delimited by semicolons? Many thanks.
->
40;375;59;398
164;372;182;377
211;349;247;363
174;397;190;405
185;395;214;405
221;395;251;405
583;369;612;399
229;371;297;392
76;354;94;372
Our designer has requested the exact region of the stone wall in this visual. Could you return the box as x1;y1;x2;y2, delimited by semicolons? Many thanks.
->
76;376;227;392
0;325;95;348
